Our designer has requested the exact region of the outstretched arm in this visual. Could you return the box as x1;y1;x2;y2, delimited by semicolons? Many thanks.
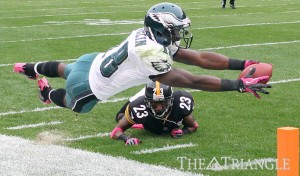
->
155;68;229;91
154;67;271;98
174;49;258;70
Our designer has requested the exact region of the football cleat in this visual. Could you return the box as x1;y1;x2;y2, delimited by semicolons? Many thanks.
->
37;77;52;104
13;63;38;80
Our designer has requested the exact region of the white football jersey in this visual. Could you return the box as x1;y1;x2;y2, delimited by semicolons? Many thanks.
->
89;28;176;100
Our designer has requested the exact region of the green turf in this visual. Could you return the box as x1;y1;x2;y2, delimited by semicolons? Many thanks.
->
0;0;299;175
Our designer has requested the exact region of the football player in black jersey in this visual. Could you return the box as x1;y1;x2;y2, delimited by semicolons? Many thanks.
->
110;82;198;145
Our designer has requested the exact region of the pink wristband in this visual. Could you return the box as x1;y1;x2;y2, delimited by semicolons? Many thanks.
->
110;127;123;138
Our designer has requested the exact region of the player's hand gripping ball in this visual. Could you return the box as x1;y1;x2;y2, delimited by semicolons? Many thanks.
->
238;63;273;84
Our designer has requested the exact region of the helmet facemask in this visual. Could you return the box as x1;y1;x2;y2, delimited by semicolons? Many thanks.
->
146;99;173;118
170;25;193;48
145;82;173;119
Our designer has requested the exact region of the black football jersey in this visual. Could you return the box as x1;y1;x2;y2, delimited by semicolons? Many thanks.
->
125;90;194;134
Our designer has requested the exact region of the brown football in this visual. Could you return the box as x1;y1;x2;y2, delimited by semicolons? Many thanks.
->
238;63;273;84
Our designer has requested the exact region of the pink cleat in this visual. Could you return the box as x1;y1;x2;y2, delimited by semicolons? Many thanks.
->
37;78;52;104
13;63;38;80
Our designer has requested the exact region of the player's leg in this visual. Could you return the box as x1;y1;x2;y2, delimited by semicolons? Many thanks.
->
37;53;99;112
221;0;226;8
230;0;236;9
65;52;100;113
37;77;67;107
14;62;67;79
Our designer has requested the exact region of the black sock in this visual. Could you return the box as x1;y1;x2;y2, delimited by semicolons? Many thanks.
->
49;89;67;108
36;62;60;77
24;63;36;77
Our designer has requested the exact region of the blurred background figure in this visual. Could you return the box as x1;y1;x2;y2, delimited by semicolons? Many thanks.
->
221;0;236;9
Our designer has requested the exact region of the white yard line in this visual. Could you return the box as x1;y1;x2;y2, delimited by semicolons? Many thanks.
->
63;132;110;141
0;97;128;116
200;40;300;51
131;143;197;154
1;21;300;43
5;121;63;130
1;32;131;43
0;3;297;20
194;21;300;30
1;39;299;67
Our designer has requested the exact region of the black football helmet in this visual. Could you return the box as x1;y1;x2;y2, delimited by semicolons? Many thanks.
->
144;2;193;48
145;81;173;118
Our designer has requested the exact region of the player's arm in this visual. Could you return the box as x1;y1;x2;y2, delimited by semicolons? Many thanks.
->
154;68;271;98
110;106;141;145
173;48;258;70
155;68;232;91
170;114;198;138
111;113;132;140
115;101;130;122
182;114;198;134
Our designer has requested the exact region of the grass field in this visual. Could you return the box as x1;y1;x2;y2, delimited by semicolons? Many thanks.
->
0;0;300;175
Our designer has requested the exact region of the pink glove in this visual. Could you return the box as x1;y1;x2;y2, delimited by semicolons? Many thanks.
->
240;68;271;98
125;138;141;145
244;60;260;69
170;128;183;138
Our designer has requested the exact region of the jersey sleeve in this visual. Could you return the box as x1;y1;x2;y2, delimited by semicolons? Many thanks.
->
125;96;147;124
172;91;194;117
125;104;135;124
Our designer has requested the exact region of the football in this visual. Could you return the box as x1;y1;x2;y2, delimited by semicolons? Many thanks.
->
238;63;273;84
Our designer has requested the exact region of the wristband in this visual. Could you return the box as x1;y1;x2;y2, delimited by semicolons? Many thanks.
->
228;58;244;70
182;127;191;134
220;79;240;91
117;134;129;142
110;127;123;138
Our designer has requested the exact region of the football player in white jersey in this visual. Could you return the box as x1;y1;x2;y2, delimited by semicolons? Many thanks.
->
13;2;271;113
111;82;198;145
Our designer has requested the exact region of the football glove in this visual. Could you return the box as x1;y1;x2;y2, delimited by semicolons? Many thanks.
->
125;138;141;145
239;68;272;98
244;60;259;69
170;128;183;138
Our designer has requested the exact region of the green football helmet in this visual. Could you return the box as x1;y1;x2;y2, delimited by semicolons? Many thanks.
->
144;2;193;48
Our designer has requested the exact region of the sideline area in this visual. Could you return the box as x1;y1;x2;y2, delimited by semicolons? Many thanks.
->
0;135;201;176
